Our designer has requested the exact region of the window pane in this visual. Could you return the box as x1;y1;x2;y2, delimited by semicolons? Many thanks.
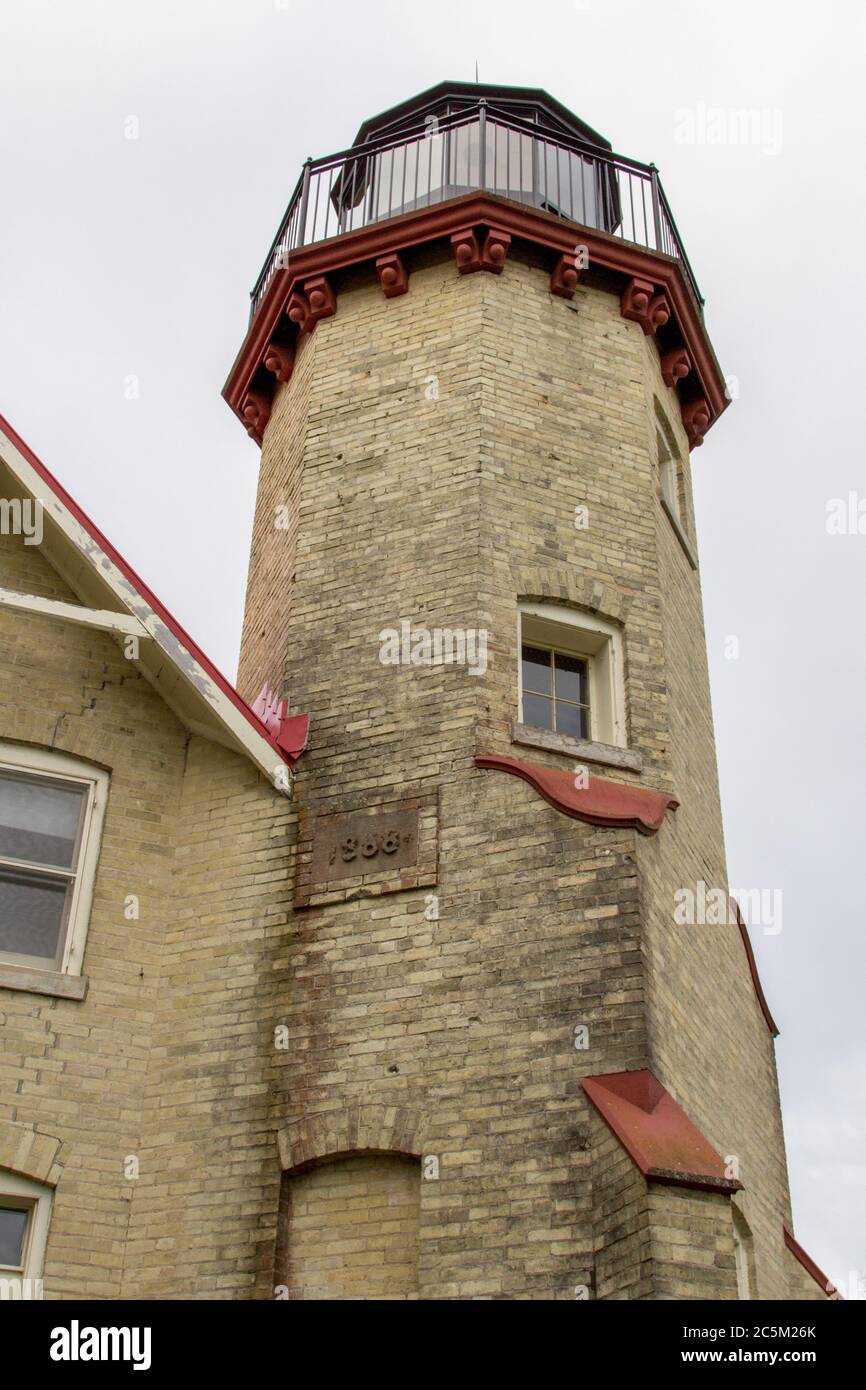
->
554;652;588;705
0;1206;29;1269
0;868;70;962
0;774;85;868
522;693;553;732
555;701;589;740
521;645;552;696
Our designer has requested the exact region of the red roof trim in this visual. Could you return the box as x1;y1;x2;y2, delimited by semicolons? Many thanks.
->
582;1069;742;1194
784;1226;840;1299
474;753;678;835
0;413;308;767
729;895;780;1038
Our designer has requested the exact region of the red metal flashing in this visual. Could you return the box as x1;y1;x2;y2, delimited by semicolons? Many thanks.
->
582;1069;742;1194
0;413;309;768
223;191;728;447
728;896;780;1038
783;1227;840;1299
474;753;677;835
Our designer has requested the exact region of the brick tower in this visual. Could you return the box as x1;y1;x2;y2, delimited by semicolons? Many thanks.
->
223;83;825;1300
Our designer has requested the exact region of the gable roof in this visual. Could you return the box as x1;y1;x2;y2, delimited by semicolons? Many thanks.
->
0;413;307;789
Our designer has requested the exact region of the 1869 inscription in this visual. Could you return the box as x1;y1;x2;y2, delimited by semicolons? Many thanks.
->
310;807;420;884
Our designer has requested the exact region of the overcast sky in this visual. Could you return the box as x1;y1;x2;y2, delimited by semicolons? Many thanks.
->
1;0;862;1295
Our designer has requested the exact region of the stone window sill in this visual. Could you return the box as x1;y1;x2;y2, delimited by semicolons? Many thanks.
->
659;493;698;570
0;962;88;1000
511;722;642;773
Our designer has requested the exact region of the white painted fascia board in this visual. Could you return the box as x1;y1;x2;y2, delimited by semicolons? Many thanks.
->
0;586;150;638
0;432;290;795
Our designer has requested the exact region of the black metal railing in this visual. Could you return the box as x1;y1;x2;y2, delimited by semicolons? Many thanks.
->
249;102;703;321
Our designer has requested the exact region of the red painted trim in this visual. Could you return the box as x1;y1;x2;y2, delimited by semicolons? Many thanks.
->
784;1226;840;1299
0;413;308;767
223;191;728;440
474;754;677;835
582;1069;742;1194
728;896;780;1038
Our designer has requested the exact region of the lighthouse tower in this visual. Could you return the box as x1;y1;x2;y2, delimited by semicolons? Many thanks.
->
223;83;821;1300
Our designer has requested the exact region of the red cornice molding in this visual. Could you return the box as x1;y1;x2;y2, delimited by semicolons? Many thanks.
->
474;753;678;835
783;1226;840;1299
582;1069;743;1194
223;191;728;446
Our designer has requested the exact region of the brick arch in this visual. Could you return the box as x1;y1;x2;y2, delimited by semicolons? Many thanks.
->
0;728;114;779
511;566;633;625
277;1104;426;1173
0;1119;62;1185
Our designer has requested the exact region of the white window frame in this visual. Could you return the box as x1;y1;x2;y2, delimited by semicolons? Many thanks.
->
0;1171;52;1296
518;604;627;749
0;742;108;978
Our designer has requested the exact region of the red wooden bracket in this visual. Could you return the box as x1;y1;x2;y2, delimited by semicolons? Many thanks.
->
286;289;310;332
451;227;482;274
240;390;271;442
550;253;582;299
286;276;336;335
263;342;295;383
480;226;511;273
682;397;711;449
621;276;671;335
303;275;336;329
661;347;691;389
375;251;409;298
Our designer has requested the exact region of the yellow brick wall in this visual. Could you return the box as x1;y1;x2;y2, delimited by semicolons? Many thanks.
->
0;524;188;1297
0;524;293;1299
119;734;295;1299
282;1154;420;1299
237;245;803;1299
636;338;796;1299
647;1187;739;1300
237;327;316;705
